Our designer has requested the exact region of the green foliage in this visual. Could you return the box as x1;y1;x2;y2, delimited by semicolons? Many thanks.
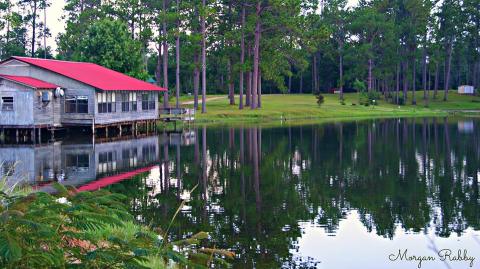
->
0;183;233;268
359;91;381;106
71;19;148;80
353;79;366;93
316;93;325;106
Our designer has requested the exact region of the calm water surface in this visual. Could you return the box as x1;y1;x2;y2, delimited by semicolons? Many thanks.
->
1;118;480;269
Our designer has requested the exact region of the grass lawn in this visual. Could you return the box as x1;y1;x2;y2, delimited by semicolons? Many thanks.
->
171;91;480;124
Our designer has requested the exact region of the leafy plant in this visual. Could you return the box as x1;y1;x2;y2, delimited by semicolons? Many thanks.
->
0;183;233;268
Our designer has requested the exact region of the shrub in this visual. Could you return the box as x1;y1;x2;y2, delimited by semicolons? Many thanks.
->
0;183;232;268
316;93;325;106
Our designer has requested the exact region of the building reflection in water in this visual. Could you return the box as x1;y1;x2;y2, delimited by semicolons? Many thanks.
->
0;131;195;192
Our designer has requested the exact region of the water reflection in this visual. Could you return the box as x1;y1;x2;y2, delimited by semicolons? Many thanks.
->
1;118;480;268
109;118;480;268
0;134;174;191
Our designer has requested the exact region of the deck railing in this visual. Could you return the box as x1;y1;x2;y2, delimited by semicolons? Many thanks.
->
159;107;195;121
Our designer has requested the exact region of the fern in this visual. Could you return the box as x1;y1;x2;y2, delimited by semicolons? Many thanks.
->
0;185;233;268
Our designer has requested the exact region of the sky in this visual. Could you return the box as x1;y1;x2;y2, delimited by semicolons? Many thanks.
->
45;0;359;53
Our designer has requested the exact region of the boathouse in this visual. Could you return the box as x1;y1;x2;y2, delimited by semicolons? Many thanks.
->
0;56;166;136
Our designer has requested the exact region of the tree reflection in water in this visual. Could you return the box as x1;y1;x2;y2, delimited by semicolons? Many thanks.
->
107;118;480;268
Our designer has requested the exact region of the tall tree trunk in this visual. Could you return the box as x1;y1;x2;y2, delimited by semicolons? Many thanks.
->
403;61;408;104
201;0;207;113
193;54;199;110
422;44;428;106
412;55;416;105
228;59;234;105
175;0;180;109
239;4;245;109
6;3;10;46
339;52;344;100
434;62;439;99
396;62;400;104
246;70;251;106
444;40;453;101
31;0;38;57
227;2;234;106
251;1;261;110
156;45;162;87
299;72;303;94
368;58;373;92
258;70;262;108
475;61;479;89
162;0;169;108
288;73;292;94
313;54;318;93
193;5;200;110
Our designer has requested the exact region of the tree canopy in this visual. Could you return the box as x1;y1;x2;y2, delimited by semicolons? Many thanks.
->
1;0;479;105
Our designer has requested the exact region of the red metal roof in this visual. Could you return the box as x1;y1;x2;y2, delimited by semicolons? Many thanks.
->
7;56;166;91
0;74;59;89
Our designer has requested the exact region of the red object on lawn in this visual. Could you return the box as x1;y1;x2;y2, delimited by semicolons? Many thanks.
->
6;56;166;91
0;74;59;89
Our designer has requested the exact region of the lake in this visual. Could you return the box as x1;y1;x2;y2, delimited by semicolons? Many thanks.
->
1;117;479;269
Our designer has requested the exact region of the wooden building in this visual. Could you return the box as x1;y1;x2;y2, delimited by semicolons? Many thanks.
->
0;56;166;137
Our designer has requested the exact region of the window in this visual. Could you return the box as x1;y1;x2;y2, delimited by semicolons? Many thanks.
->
122;148;138;167
142;93;156;110
142;145;156;162
1;96;13;111
66;154;90;171
98;151;117;173
121;93;137;112
121;93;130;112
97;92;116;113
130;93;137;111
65;96;88;114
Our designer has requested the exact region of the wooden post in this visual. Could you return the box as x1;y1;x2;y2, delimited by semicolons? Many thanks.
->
51;129;55;140
105;126;109;138
15;129;19;143
31;128;35;143
0;128;4;143
38;128;42;143
119;125;122;137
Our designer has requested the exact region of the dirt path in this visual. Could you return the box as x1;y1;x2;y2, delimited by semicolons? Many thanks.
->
181;96;224;105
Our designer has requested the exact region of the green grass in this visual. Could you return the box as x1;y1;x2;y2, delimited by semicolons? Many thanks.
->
176;91;480;124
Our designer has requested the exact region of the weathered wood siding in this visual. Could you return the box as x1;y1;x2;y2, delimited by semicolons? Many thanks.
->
94;91;159;125
0;60;95;125
32;90;62;127
0;60;160;126
61;88;95;126
0;80;34;126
